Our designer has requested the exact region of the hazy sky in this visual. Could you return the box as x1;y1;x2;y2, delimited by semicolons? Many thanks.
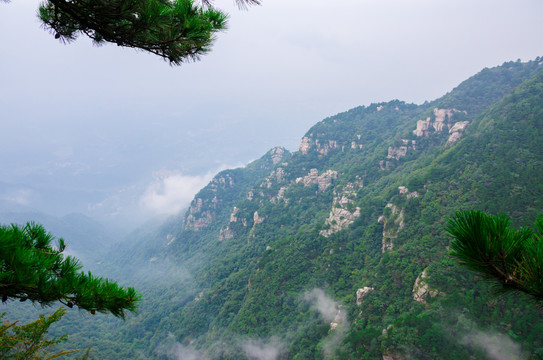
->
1;0;542;227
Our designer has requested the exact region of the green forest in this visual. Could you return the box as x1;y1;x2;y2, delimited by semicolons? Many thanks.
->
3;58;543;359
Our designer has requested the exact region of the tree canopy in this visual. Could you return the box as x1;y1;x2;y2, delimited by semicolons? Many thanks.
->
446;210;543;308
0;222;140;319
1;0;261;64
37;0;227;65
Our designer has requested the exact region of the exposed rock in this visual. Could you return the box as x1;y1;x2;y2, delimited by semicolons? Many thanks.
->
320;180;363;237
329;306;346;331
219;227;234;241
269;147;285;164
247;191;254;200
433;108;454;132
413;269;439;303
299;137;312;155
253;211;264;225
447;121;470;145
315;139;339;156
378;204;405;253
387;146;407;160
413;117;432;137
271;186;289;204
229;207;239;222
382;324;393;336
295;169;338;191
398;186;419;198
356;287;374;305
413;108;467;138
261;167;287;189
184;173;235;231
387;140;416;160
377;105;384;111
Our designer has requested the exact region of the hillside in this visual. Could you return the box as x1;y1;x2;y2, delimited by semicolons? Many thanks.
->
6;58;543;359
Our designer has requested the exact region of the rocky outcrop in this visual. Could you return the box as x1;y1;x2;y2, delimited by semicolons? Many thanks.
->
269;147;286;165
320;180;363;237
413;269;439;303
413;108;467;137
218;227;234;241
386;140;416;161
253;211;264;225
356;287;374;305
398;186;419;198
298;136;344;156
378;204;405;252
295;169;338;191
299;137;312;155
261;167;287;189
184;173;236;231
185;198;214;231
446;121;470;145
329;306;346;331
229;206;240;222
271;186;289;204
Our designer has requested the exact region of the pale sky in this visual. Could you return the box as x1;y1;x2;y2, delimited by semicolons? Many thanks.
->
1;0;542;228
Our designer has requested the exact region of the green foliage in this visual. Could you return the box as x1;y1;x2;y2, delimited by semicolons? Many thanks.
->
37;0;229;65
0;222;140;319
0;308;86;359
447;210;543;307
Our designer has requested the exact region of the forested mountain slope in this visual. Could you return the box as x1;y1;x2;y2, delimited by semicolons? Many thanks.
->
7;58;543;359
113;58;543;359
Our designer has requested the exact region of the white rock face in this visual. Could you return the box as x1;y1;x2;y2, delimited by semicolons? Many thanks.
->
387;140;416;160
184;174;235;231
378;204;405;253
253;211;264;225
413;117;432;137
230;207;239;222
433;108;455;131
295;169;338;192
315;139;339;156
413;108;468;139
413;269;439;303
446;121;470;145
299;137;312;155
261;167;287;189
356;287;374;305
269;147;285;164
320;180;364;237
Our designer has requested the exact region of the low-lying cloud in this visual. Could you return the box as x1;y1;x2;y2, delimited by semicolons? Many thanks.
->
304;288;349;357
155;333;209;360
240;337;285;360
461;327;526;360
139;170;214;215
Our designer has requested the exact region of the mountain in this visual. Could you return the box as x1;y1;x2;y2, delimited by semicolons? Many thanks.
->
7;58;543;359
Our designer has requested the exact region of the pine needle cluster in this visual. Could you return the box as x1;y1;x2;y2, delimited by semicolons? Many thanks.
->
0;222;140;319
446;210;543;308
38;0;229;64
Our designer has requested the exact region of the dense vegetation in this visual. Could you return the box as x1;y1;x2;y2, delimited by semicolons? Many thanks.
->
3;58;543;359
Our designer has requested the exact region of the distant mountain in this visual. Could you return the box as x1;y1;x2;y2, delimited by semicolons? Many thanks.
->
11;58;543;359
